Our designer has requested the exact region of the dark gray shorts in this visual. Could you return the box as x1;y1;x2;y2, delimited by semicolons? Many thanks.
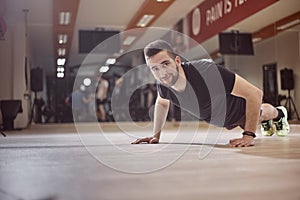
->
225;109;262;130
225;115;246;130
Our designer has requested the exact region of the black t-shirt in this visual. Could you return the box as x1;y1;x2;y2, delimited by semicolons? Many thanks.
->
157;60;246;128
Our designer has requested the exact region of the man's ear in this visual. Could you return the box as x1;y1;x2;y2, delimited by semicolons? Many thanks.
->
175;55;181;65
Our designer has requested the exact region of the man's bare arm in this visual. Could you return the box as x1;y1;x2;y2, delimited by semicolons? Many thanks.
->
132;93;170;144
230;74;263;147
152;94;170;140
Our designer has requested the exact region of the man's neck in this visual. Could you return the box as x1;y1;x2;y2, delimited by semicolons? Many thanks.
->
171;65;186;92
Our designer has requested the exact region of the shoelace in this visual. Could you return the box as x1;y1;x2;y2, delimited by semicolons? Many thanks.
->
274;118;283;130
262;122;271;130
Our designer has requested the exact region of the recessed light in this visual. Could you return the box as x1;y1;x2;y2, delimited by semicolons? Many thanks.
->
57;66;65;72
123;36;136;45
99;66;109;73
252;37;262;43
58;12;71;25
106;58;116;65
83;78;92;86
277;19;300;30
57;58;66;66
56;72;64;78
58;34;68;44
136;15;155;27
58;48;66;56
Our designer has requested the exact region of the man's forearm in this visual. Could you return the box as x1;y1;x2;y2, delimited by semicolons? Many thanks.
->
244;91;263;133
153;102;169;140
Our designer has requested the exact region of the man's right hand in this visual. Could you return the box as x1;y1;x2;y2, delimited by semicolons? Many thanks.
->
131;137;159;144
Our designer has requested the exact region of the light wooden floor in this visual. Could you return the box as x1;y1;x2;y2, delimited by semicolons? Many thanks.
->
0;122;299;200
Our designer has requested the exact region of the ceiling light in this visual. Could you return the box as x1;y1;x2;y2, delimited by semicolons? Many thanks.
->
59;12;71;25
106;58;116;65
136;14;155;27
99;66;109;73
156;0;170;2
123;36;136;45
57;58;66;66
277;19;300;30
252;37;262;43
58;48;66;56
58;34;68;44
56;72;64;78
80;85;86;91
57;66;65;72
83;78;92;87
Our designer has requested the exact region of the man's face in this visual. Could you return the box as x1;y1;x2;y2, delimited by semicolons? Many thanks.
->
146;50;180;87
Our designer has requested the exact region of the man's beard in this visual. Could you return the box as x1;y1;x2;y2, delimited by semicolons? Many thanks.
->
160;65;179;87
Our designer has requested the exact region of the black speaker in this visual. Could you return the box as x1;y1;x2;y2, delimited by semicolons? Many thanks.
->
280;68;294;90
30;68;43;92
0;100;23;130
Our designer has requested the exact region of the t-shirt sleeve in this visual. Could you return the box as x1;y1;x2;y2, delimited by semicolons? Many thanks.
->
216;64;236;93
157;83;168;99
191;60;236;94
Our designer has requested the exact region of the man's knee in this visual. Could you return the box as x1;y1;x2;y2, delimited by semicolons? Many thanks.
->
260;103;277;121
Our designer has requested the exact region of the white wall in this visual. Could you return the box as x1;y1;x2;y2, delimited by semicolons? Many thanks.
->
224;31;300;118
0;20;31;129
0;30;13;99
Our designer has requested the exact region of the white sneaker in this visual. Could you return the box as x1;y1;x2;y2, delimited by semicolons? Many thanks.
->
261;120;274;136
274;106;290;136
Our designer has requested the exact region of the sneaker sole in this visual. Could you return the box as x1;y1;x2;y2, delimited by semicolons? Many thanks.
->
261;128;275;136
275;106;290;136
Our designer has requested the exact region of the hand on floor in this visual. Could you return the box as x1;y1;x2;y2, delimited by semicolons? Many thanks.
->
229;135;255;147
131;137;159;144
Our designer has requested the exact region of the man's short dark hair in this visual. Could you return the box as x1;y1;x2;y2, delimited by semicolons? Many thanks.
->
144;40;176;59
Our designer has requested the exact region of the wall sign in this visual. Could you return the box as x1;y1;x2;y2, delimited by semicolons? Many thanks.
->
187;0;279;44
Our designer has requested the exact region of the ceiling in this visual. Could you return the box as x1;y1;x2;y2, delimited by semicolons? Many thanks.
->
3;0;300;76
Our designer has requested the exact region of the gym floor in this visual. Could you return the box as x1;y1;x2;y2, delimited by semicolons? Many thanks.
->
0;122;299;200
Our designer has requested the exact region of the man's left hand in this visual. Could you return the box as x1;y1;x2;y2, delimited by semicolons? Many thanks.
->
229;135;255;147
